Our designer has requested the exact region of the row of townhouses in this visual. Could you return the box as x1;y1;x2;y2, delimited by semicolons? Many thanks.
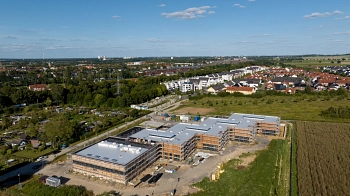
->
162;66;266;93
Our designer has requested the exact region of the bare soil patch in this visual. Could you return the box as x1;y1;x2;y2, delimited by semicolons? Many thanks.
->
173;107;215;115
240;155;256;166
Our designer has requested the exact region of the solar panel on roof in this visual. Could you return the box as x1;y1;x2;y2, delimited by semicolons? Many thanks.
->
243;115;264;119
149;133;176;139
186;125;210;131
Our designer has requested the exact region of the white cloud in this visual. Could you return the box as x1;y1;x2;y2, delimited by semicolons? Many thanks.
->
235;41;256;44
111;15;121;19
248;34;269;38
332;40;346;44
158;4;166;7
208;11;215;15
248;0;255;2
147;38;168;42
332;31;350;35
304;10;343;19
40;38;59;41
335;16;350;20
161;6;216;20
4;36;17;39
233;4;245;8
333;10;343;14
62;26;68;29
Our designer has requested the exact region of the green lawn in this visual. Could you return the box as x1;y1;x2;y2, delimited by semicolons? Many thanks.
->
193;139;290;196
180;95;350;122
13;148;56;159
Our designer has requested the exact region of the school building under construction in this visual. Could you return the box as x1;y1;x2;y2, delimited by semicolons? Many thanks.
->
72;113;281;184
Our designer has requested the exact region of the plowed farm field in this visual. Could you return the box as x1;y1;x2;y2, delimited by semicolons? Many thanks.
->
296;121;350;196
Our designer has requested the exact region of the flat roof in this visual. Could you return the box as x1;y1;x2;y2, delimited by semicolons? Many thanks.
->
75;138;150;166
129;113;280;145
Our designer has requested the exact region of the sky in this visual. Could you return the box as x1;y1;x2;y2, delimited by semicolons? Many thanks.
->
0;0;350;58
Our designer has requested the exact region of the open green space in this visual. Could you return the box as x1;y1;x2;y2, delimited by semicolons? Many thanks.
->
282;55;350;67
286;60;350;67
177;94;350;122
13;148;56;160
193;137;290;196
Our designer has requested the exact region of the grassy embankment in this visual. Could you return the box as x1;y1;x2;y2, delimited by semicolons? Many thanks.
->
193;132;291;196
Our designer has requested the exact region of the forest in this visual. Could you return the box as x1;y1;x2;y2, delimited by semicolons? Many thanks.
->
0;76;168;115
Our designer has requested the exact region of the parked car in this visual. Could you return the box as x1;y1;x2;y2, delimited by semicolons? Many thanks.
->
37;157;43;161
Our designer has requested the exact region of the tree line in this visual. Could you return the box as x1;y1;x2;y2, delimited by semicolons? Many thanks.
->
0;76;170;114
320;106;350;119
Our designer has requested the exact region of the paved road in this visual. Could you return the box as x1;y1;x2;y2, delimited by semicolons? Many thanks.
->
0;95;183;183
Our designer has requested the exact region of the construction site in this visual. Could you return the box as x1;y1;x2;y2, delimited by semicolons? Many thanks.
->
72;113;284;185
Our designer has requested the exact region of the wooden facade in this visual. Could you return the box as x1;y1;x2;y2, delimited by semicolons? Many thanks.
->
256;121;280;136
228;127;254;143
72;143;159;184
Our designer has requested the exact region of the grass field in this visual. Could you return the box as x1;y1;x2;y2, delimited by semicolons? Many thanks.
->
295;121;350;195
13;148;56;159
193;138;290;196
174;95;350;122
283;55;350;67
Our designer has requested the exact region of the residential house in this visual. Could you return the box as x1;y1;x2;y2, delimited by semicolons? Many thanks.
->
294;83;307;91
234;78;261;89
274;84;295;94
19;134;31;142
180;82;194;93
226;86;256;95
271;77;302;86
10;139;26;147
207;84;226;94
30;139;41;149
223;81;235;87
28;84;47;91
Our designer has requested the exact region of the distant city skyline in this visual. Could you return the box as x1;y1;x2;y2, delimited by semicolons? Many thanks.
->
0;0;349;58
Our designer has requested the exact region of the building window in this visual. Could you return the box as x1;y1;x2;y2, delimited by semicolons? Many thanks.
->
202;143;217;151
174;154;180;161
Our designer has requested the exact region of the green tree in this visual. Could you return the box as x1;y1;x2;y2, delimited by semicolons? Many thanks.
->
43;114;74;142
2;117;12;130
130;109;139;118
305;85;312;94
46;97;52;107
50;84;66;104
94;94;106;107
6;149;12;156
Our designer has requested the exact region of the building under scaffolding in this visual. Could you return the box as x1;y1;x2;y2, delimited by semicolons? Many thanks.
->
129;113;280;161
72;113;280;184
72;137;159;184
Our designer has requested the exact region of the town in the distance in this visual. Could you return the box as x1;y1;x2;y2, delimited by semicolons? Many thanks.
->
0;55;349;196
